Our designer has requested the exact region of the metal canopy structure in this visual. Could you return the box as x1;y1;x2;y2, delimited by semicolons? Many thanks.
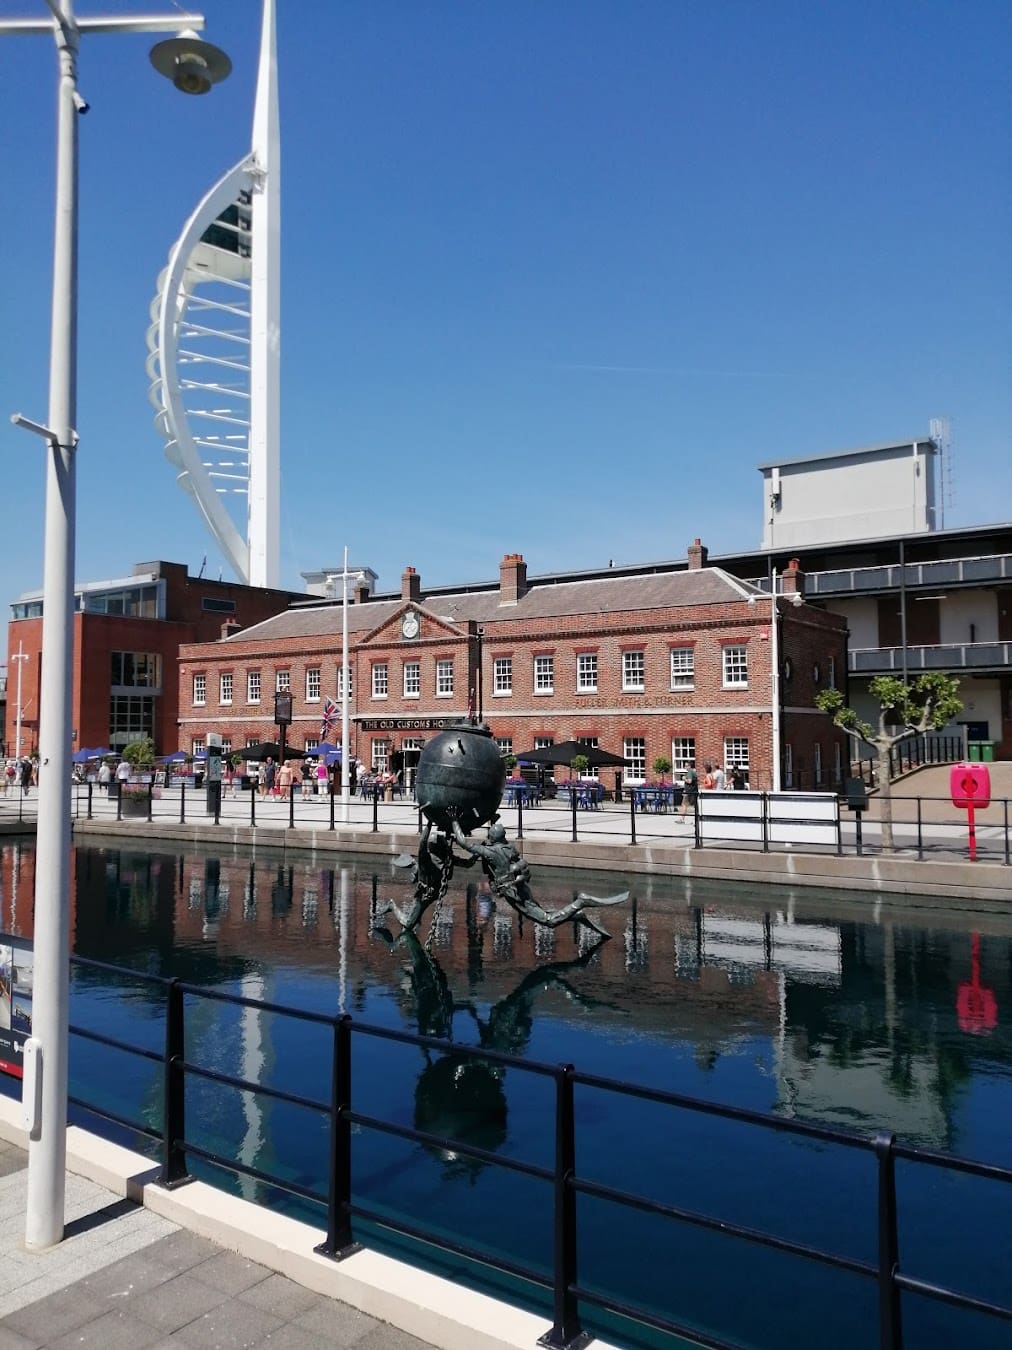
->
146;0;280;587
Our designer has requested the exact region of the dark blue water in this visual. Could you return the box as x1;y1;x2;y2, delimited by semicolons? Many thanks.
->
4;839;1010;1349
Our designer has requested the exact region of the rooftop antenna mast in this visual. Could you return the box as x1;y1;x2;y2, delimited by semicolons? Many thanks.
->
929;417;954;530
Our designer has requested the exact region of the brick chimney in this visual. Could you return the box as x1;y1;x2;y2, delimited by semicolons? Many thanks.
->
687;537;708;570
353;579;370;605
499;553;528;605
402;565;422;602
781;558;805;599
220;619;242;640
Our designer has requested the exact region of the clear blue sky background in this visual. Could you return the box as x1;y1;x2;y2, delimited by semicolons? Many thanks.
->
1;0;1009;618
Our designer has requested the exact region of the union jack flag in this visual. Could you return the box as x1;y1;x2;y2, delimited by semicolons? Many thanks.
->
321;696;339;740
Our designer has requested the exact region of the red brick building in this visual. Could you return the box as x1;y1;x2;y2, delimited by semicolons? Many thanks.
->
177;544;848;790
5;561;302;758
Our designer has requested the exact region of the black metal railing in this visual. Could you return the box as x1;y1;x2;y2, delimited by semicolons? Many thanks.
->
61;951;1012;1350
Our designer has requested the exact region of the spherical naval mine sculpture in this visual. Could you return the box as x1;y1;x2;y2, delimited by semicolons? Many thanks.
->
415;722;507;833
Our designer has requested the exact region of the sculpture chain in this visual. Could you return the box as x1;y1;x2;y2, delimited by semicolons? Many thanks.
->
423;851;456;954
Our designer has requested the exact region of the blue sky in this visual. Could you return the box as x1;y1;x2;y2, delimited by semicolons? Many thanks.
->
1;0;1009;618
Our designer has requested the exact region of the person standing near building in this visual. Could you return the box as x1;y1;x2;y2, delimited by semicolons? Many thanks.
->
98;760;112;794
680;763;698;818
261;757;276;798
712;763;726;791
115;757;132;795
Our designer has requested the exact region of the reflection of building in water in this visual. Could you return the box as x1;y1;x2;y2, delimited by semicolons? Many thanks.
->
51;844;1012;1156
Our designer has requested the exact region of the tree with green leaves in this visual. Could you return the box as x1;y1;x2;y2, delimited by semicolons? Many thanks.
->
121;737;156;772
815;674;962;850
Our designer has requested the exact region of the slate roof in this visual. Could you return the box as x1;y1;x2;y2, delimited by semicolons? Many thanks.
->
222;567;760;646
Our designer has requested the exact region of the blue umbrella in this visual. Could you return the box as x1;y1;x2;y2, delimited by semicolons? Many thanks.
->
72;749;92;764
314;742;341;756
161;751;189;763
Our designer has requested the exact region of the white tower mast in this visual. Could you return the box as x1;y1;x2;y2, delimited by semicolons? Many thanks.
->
248;0;280;587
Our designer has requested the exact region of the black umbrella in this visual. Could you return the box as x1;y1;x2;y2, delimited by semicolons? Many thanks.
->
242;741;308;761
515;740;630;768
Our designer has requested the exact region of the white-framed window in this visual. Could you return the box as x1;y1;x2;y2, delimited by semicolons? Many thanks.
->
534;654;554;694
577;653;598;692
814;742;823;786
191;739;205;757
672;737;696;774
276;669;291;693
722;645;748;688
371;663;388;698
219;672;232;705
534;737;554;750
192;674;206;706
828;655;837;690
304;737;319;752
723;737;750;776
403;661;421;697
670;647;694;690
305;667;321;701
623;736;646;782
495;737;513;756
493;657;512;695
247;670;261;704
337;665;353;698
221;738;232;756
576;736;600;780
622;650;645;692
371;739;391;773
436;659;454;697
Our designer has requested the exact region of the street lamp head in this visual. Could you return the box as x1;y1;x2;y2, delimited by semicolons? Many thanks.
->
150;30;232;95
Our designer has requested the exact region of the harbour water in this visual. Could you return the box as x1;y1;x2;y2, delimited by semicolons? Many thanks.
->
1;838;1009;1348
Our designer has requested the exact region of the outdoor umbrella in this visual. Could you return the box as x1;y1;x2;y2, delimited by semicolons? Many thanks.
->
71;749;94;764
514;740;630;768
161;751;189;763
314;741;341;756
242;741;307;761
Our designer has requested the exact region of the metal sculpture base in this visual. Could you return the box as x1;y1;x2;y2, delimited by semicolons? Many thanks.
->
375;818;627;942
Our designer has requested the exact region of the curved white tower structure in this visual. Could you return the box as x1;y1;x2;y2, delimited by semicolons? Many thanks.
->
147;0;280;587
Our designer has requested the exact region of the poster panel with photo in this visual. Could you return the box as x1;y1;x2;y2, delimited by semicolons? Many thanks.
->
0;939;33;1079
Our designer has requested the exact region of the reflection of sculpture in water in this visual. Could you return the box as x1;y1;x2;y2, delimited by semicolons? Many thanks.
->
374;919;617;1182
374;818;627;941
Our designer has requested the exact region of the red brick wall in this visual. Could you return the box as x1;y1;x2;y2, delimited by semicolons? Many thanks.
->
177;595;849;786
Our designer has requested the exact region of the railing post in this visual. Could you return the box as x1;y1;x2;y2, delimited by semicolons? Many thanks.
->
629;791;636;846
86;781;93;821
517;792;523;841
179;780;186;824
761;793;770;853
1004;800;1010;867
329;781;336;832
874;1132;903;1350
116;784;123;822
315;1014;361;1261
571;787;578;844
539;1064;583;1349
693;791;701;849
915;799;923;861
147;781;154;822
250;783;256;828
288;787;295;830
835;798;842;856
372;786;379;833
161;979;190;1187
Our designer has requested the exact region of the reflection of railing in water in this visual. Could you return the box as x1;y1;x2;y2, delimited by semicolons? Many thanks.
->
62;948;1012;1350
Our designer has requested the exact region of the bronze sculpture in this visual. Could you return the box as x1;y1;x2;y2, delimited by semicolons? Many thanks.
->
375;720;627;941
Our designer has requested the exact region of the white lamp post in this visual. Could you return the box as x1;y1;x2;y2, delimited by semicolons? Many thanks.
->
750;567;802;793
11;643;29;759
3;0;230;1251
327;550;366;824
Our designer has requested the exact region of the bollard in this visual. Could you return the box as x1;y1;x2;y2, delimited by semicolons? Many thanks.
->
372;786;379;833
629;791;636;846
